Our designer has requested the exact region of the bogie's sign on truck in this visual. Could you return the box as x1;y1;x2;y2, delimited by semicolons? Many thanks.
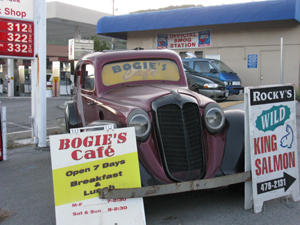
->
50;127;146;225
245;84;299;213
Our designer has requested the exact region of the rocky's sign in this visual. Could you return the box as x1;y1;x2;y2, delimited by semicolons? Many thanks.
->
250;85;294;105
245;84;299;213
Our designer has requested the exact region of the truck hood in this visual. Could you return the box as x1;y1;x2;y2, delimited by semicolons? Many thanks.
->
101;84;210;111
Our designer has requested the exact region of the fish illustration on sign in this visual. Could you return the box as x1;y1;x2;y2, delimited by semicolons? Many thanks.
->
280;124;294;149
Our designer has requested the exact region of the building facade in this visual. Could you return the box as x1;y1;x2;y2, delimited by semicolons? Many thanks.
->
97;0;300;88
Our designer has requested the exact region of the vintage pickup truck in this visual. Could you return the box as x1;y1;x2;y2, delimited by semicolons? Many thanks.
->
65;49;245;187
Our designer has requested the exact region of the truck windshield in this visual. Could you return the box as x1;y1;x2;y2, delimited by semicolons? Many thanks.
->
102;60;180;86
211;60;235;74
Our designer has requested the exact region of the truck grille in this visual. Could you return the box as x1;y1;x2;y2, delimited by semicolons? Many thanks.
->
152;95;205;182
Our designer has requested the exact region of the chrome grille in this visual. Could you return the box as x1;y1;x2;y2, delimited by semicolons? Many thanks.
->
154;99;205;181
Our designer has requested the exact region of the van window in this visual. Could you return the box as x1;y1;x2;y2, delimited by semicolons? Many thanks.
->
182;61;189;66
211;60;235;73
194;61;213;73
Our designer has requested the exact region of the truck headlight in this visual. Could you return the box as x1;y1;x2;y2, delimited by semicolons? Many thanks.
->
127;109;151;142
203;103;225;134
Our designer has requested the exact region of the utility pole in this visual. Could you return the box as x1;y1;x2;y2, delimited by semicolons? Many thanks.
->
111;0;115;50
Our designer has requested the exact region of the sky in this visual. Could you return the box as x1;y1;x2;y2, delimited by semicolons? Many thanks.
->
46;0;266;15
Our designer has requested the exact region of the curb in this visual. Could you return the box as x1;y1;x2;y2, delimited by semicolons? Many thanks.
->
7;127;62;142
219;101;244;109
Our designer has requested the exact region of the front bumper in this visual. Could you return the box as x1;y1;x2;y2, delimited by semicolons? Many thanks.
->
226;85;244;95
198;89;229;101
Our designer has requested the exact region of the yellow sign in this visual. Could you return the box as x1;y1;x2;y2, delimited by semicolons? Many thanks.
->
52;152;140;206
52;77;59;83
102;60;180;86
50;128;141;206
50;128;145;225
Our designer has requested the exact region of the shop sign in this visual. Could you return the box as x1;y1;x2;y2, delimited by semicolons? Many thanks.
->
0;0;34;21
157;30;211;49
245;84;299;213
50;127;146;225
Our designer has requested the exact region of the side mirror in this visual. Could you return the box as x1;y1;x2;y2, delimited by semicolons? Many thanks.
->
210;69;218;73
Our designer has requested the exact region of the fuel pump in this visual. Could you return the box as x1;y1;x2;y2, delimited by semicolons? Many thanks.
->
52;61;60;97
24;73;31;93
60;71;72;95
60;62;72;95
52;61;72;96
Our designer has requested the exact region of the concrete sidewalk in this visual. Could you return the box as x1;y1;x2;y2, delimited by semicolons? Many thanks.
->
0;146;54;224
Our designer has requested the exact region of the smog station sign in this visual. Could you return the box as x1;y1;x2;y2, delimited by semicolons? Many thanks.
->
50;127;146;225
245;84;299;213
0;0;34;58
157;30;211;49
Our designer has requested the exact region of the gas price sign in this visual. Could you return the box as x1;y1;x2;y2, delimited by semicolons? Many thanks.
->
0;18;34;58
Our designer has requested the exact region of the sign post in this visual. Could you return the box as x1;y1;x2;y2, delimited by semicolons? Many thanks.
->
50;127;146;225
0;0;47;147
245;84;299;213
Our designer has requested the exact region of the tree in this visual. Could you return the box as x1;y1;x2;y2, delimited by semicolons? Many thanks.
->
86;36;111;52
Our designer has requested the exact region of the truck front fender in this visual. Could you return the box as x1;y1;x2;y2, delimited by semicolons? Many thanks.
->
216;109;245;176
65;101;81;133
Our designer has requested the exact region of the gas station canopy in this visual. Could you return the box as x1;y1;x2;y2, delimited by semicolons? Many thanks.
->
47;1;111;41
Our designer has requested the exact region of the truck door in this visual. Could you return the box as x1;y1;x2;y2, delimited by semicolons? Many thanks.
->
76;62;97;126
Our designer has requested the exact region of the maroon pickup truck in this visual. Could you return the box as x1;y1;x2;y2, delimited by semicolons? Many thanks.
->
65;49;244;186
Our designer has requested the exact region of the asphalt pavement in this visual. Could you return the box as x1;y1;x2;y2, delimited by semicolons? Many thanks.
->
0;95;72;142
0;95;300;225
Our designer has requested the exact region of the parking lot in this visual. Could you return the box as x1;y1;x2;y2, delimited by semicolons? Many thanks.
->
1;125;300;225
0;95;72;138
1;94;300;225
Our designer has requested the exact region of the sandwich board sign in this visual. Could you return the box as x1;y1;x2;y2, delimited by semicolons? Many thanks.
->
50;127;146;224
244;84;299;213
